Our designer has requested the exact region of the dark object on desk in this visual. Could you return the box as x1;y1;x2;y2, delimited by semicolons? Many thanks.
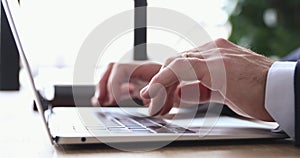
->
49;85;95;107
133;0;148;60
0;3;19;90
33;85;145;111
33;85;95;111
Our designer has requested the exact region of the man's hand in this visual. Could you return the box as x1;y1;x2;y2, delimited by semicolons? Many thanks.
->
141;38;275;121
91;62;161;106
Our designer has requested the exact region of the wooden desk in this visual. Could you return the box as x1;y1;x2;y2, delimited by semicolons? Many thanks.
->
0;88;300;158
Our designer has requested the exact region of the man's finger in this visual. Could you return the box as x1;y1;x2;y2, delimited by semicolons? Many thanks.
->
148;84;168;116
158;83;179;115
95;63;115;106
107;64;130;106
141;58;208;99
179;82;224;104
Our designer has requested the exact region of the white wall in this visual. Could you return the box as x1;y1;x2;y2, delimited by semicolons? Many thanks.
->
14;0;236;67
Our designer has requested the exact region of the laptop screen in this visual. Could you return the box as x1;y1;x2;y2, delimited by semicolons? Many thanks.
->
2;0;54;143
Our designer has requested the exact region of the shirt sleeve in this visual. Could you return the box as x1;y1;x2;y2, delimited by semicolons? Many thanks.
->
265;61;297;138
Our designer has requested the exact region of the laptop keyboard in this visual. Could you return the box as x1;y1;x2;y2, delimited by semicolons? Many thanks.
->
73;112;195;134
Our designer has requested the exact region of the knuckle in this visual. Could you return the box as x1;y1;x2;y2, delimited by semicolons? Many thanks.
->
214;47;225;54
215;47;231;54
172;58;184;66
188;58;200;65
165;56;177;65
215;38;228;47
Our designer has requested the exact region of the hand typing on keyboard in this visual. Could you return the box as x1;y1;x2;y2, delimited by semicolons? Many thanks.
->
91;62;201;116
92;39;275;122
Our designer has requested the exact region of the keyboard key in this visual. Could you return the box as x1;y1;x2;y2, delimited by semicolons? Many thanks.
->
108;127;131;133
102;119;124;127
115;118;141;127
148;118;167;126
148;126;174;133
127;126;146;129
134;118;159;127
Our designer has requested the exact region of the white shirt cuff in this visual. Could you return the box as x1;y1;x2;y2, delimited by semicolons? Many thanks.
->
265;61;297;138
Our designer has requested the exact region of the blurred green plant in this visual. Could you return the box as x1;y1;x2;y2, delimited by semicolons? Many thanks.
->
228;0;300;58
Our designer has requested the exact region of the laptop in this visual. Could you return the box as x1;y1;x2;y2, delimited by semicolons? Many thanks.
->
2;0;287;148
